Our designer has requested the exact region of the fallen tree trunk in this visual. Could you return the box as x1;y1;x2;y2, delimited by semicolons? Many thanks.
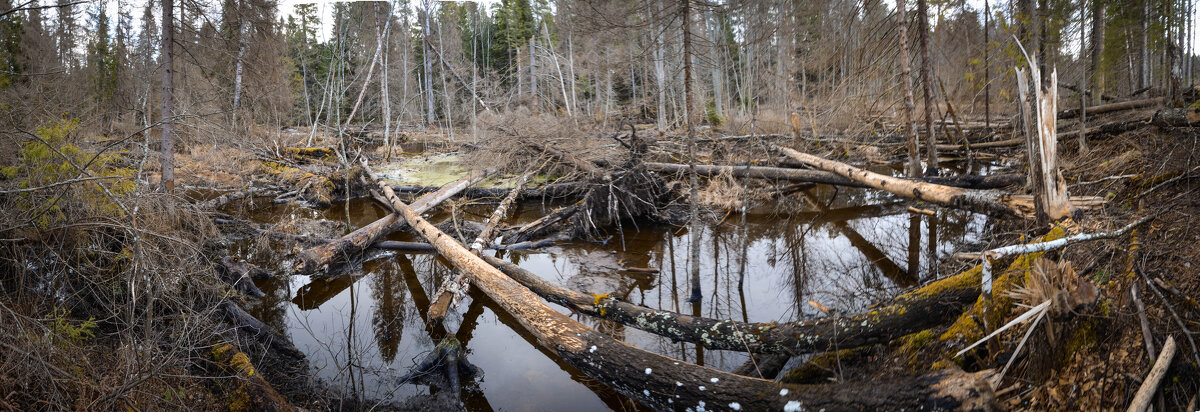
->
1058;97;1162;119
646;162;1025;190
218;300;305;361
1150;107;1200;127
506;203;579;243
428;171;534;325
390;182;586;200
776;146;1033;218
210;343;295;412
482;254;982;355
374;162;997;410
216;257;267;297
293;168;493;276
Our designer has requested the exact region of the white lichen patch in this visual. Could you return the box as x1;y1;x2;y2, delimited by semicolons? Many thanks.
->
645;368;652;375
589;345;597;353
779;388;789;396
729;402;741;410
710;377;719;383
784;400;804;412
698;386;706;391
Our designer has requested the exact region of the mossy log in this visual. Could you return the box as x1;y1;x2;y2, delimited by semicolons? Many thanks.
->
777;146;1034;218
940;227;1067;347
210;343;295;412
293;168;493;277
373;163;997;410
482;254;982;355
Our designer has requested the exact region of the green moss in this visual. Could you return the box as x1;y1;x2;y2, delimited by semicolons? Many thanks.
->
940;226;1068;348
780;347;873;384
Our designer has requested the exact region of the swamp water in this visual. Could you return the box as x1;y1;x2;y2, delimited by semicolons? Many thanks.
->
226;161;996;411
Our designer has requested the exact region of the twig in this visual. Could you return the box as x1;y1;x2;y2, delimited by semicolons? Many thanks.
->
981;216;1153;294
0;175;123;194
1126;336;1176;412
1131;283;1157;361
1138;268;1200;368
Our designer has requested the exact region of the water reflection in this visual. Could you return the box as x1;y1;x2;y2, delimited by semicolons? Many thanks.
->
236;181;985;411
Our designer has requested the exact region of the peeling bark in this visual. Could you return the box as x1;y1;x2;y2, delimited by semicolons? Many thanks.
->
776;147;1033;218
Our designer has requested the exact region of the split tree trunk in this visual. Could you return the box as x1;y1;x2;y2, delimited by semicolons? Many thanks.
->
775;146;1034;218
372;163;998;410
1017;63;1071;222
293;168;493;276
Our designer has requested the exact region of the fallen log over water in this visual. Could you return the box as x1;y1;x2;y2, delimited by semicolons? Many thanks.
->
377;164;998;410
482;254;985;355
390;182;586;200
643;161;1025;190
777;147;1033;218
293;168;494;277
428;171;534;325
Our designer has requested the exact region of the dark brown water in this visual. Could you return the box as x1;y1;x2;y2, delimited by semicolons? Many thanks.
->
226;163;994;411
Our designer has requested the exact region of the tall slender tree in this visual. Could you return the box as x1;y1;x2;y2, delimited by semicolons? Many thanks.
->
160;0;175;193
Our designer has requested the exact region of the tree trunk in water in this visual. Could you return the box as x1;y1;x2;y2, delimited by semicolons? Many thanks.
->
642;162;1025;189
775;146;1034;218
482;253;988;355
427;171;533;325
896;0;921;177
917;0;938;176
372;162;999;411
160;0;175;193
293;168;493;276
682;0;702;304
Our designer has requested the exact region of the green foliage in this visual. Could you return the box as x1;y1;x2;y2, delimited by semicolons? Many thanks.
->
86;1;119;108
0;0;23;89
51;307;97;347
704;100;724;126
10;119;135;227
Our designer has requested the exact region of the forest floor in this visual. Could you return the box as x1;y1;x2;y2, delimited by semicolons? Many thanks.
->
2;106;1198;410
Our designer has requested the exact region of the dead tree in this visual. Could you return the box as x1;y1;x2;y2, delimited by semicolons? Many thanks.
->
1016;60;1071;223
160;0;175;193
